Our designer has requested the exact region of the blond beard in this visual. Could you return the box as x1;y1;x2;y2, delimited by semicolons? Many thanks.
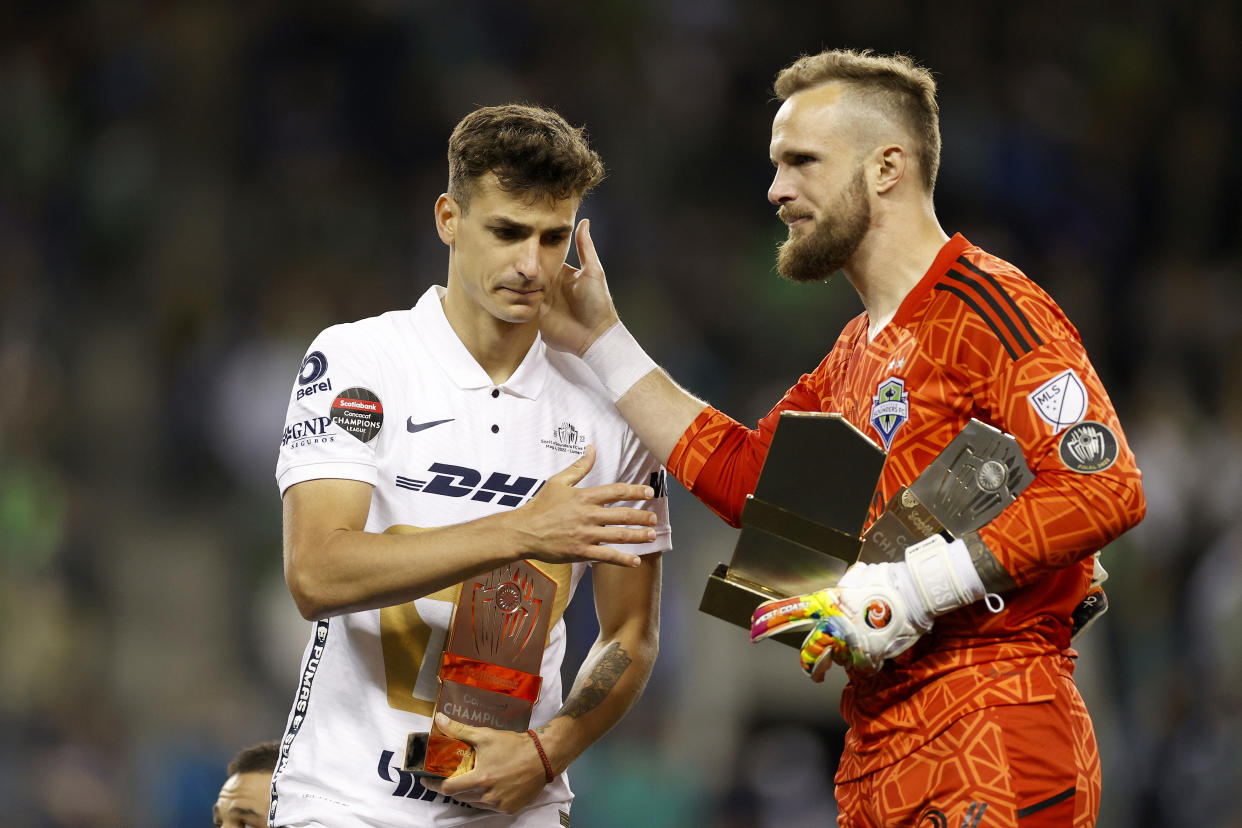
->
776;169;870;283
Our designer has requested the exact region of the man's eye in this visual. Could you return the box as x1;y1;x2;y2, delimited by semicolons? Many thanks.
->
792;154;816;166
543;234;569;246
493;228;520;240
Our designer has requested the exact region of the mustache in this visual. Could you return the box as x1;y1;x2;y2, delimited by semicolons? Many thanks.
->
777;206;813;225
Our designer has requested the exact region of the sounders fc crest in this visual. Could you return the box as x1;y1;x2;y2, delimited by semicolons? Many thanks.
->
870;376;909;452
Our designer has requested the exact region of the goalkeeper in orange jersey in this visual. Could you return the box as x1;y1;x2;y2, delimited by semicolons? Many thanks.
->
540;48;1145;827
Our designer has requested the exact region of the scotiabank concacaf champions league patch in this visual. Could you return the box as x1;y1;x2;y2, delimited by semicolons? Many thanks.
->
330;387;383;443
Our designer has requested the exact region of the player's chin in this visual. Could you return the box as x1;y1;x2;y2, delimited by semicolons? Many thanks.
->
494;295;543;323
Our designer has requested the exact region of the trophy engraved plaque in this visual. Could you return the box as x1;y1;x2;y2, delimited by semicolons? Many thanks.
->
699;413;885;647
858;420;1034;563
404;560;555;777
700;414;1034;648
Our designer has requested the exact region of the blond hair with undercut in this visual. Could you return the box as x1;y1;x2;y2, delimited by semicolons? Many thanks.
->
775;49;941;192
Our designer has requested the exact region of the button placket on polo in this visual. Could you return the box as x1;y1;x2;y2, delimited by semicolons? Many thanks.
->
489;386;503;435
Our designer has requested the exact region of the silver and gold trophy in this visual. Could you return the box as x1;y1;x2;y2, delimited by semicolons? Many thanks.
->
699;412;1034;646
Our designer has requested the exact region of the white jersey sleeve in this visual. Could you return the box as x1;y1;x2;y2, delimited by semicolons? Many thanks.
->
276;323;388;495
610;430;671;556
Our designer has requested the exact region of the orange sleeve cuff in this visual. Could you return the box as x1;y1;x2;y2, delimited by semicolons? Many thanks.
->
667;407;736;492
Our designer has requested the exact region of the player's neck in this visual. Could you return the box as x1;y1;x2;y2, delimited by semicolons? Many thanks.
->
845;204;948;339
440;296;539;384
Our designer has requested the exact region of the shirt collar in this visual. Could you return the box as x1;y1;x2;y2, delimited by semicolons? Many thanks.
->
410;285;549;399
890;232;973;329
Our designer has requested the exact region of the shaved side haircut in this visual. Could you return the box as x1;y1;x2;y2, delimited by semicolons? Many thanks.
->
775;49;941;192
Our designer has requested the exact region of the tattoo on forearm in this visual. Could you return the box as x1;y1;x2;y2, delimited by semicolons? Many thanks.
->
964;531;1018;593
560;642;632;720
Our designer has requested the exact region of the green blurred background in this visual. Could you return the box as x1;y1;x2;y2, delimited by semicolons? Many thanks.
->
2;1;1240;825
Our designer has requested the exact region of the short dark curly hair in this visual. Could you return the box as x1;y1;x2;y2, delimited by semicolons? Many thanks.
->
226;739;280;777
447;103;604;210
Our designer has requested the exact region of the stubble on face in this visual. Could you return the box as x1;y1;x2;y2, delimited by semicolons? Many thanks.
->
776;166;871;283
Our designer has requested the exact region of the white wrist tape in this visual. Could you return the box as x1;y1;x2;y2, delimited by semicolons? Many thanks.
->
581;321;658;402
905;536;986;617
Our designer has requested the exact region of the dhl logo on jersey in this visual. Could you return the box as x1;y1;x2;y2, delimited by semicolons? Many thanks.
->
394;463;667;508
394;463;544;507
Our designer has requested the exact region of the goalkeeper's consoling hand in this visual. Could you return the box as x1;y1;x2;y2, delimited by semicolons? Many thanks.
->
749;536;987;680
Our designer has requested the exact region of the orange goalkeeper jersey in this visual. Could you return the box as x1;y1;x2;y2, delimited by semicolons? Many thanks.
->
668;233;1146;779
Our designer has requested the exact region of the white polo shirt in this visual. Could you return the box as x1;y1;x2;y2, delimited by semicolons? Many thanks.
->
271;286;671;828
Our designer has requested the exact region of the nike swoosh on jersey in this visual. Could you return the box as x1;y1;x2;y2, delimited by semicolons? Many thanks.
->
406;417;455;433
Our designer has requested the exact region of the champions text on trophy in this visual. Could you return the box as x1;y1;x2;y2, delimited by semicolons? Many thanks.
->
404;559;555;778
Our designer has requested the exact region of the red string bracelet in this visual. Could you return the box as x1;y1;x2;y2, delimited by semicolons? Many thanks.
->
526;729;554;783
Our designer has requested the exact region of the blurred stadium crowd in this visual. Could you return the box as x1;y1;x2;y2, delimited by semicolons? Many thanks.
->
1;2;1240;826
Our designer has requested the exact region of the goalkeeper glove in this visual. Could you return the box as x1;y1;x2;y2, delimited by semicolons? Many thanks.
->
1070;552;1109;641
750;535;986;679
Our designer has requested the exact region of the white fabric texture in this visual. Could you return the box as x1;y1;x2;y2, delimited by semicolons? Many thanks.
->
271;286;671;827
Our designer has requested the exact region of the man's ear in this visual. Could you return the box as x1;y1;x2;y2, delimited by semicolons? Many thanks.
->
874;144;907;194
434;194;460;245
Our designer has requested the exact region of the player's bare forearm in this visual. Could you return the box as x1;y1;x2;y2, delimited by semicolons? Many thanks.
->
283;483;527;619
616;369;709;465
283;450;657;620
535;552;661;774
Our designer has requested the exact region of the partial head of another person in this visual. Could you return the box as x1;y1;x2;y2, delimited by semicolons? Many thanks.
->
213;740;280;828
436;104;605;325
768;49;941;282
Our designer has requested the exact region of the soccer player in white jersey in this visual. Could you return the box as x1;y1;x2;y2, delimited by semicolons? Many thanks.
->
272;104;672;827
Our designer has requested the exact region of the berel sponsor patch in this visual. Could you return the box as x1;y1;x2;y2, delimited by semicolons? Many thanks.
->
1028;369;1087;432
330;387;384;443
1058;420;1118;473
298;351;329;386
295;350;334;400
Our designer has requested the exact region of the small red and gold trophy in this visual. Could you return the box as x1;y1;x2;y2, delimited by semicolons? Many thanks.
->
404;560;556;778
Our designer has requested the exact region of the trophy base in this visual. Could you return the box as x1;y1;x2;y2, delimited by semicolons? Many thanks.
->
403;732;442;779
402;731;473;778
699;563;805;649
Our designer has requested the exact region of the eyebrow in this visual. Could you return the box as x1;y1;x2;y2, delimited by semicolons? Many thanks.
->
487;216;573;235
770;148;817;165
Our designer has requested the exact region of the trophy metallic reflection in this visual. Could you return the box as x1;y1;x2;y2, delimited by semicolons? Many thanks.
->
699;412;1034;647
404;560;555;777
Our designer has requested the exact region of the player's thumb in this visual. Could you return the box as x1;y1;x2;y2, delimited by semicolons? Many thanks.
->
434;713;478;745
550;444;596;487
576;218;601;270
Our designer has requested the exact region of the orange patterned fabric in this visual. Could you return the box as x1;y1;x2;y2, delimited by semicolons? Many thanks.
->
836;659;1099;826
667;233;1146;779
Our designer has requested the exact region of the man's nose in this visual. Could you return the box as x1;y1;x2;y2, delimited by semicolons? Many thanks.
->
515;239;540;280
768;168;796;206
